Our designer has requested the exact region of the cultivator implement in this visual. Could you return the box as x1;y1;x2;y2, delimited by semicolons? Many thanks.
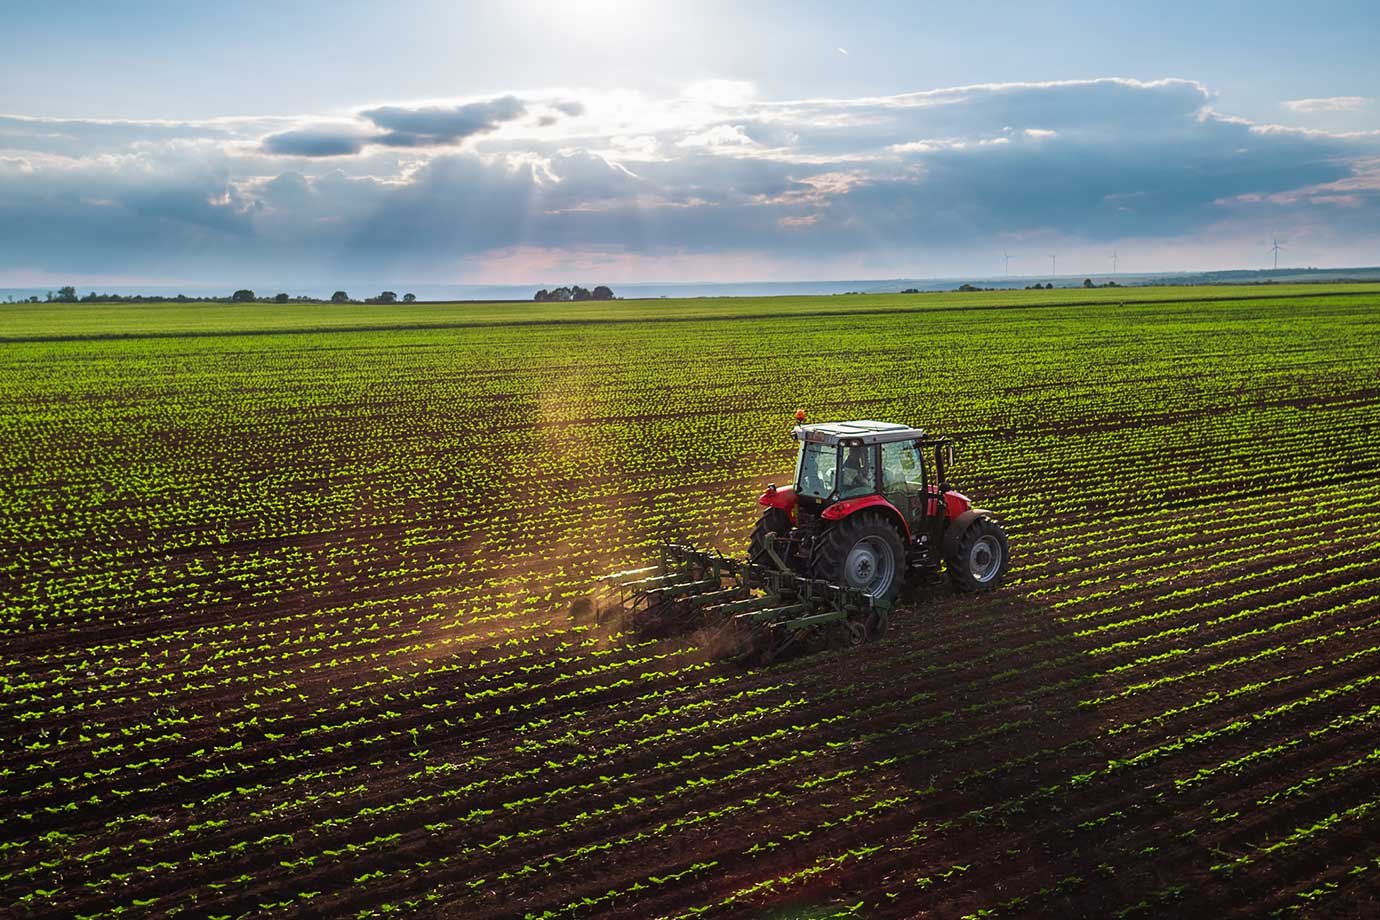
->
600;543;891;663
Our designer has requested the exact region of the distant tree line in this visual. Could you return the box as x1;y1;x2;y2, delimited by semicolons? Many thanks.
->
5;287;420;305
533;285;615;302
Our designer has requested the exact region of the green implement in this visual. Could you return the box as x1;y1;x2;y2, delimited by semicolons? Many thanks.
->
599;542;891;663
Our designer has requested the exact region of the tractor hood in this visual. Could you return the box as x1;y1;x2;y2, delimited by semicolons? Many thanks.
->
758;484;798;516
939;488;972;519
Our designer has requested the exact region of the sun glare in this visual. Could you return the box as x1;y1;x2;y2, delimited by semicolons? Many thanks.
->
526;0;641;39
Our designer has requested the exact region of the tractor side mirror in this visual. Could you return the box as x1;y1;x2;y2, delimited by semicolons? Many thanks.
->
947;443;956;469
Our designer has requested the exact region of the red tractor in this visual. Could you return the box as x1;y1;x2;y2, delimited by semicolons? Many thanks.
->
601;415;1009;661
750;416;1009;601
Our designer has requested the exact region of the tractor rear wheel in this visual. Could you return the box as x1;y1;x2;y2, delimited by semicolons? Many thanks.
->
748;508;792;566
814;511;905;601
946;516;1010;592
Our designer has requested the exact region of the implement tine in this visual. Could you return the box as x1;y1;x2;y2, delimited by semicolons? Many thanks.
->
702;594;778;618
639;577;720;599
601;564;660;584
687;586;750;609
618;571;694;591
733;603;807;625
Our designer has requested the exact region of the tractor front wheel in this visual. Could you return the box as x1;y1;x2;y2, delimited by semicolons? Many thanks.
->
814;511;905;601
946;516;1010;592
748;508;792;567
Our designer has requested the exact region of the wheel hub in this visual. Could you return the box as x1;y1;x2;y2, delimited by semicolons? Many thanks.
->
843;536;895;595
848;546;876;581
969;535;1002;583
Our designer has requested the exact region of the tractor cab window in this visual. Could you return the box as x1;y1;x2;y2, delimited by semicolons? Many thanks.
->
881;441;925;491
881;440;927;525
796;442;838;499
837;444;878;499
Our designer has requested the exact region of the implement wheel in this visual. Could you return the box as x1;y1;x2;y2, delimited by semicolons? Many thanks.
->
814;511;905;602
946;516;1010;592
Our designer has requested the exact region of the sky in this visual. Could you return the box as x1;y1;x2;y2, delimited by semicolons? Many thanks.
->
1;0;1379;289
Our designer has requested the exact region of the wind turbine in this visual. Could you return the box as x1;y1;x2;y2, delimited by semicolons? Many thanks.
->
1111;251;1118;275
1050;254;1057;278
1269;236;1284;270
1003;251;1011;277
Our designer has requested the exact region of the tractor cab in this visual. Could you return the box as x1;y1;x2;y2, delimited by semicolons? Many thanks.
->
755;416;1007;601
784;420;966;541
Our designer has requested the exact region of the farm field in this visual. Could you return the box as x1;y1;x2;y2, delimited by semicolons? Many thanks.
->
3;286;1380;918
5;282;1380;339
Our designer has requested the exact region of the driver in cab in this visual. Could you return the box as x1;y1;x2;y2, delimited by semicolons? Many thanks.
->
840;446;874;495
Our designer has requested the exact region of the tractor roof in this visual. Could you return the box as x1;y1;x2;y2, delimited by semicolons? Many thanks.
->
793;420;926;446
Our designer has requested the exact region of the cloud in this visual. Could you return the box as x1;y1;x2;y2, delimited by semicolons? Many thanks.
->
361;95;528;147
0;113;281;158
254;94;549;157
678;124;757;149
2;77;1379;284
261;125;371;157
1282;96;1371;113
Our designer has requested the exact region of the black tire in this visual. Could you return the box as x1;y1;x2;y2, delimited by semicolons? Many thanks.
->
813;511;906;601
946;516;1010;592
748;508;793;566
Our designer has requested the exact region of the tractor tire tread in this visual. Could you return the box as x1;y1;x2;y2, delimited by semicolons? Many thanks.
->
813;510;906;602
748;508;793;565
946;515;1011;593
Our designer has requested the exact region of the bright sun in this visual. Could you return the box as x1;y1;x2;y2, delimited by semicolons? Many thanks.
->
525;0;640;39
